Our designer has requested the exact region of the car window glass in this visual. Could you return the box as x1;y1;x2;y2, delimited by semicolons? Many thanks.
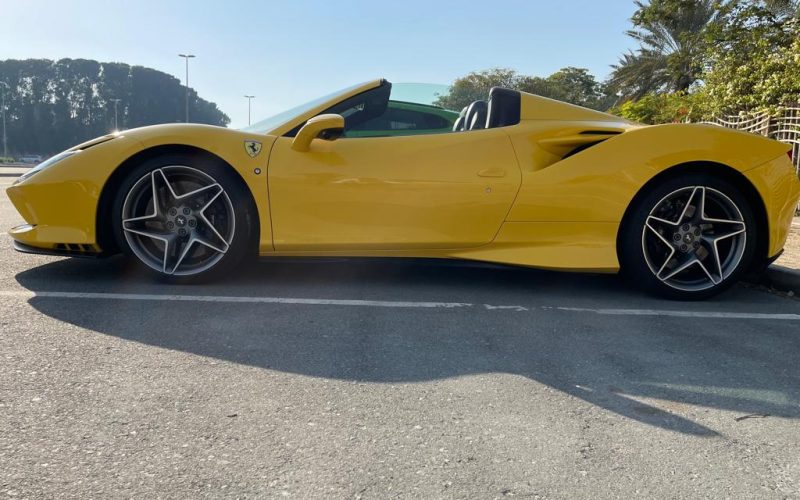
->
297;83;460;138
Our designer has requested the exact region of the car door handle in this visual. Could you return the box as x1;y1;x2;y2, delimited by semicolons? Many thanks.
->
477;168;506;178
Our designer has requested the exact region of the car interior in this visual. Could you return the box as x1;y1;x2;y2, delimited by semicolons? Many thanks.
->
452;87;522;132
287;81;522;138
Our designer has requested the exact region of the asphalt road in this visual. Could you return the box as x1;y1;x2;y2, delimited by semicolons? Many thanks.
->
1;170;799;499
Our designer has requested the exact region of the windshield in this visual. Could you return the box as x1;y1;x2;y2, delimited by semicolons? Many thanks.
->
242;82;370;134
241;82;453;134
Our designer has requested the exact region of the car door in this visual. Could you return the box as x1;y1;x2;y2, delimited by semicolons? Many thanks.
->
268;127;521;250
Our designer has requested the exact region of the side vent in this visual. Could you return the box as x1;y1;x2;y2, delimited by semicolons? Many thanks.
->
579;130;623;136
563;142;603;160
538;128;625;160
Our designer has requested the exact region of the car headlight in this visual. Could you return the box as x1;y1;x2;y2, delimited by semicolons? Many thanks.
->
15;150;81;184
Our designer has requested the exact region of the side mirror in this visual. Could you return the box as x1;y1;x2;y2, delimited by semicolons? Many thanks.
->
291;114;345;152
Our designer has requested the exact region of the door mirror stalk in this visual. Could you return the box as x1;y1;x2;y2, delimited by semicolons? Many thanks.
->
291;114;345;152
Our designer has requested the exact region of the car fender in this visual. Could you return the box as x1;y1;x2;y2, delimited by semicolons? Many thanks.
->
506;122;791;223
8;124;277;252
122;124;276;252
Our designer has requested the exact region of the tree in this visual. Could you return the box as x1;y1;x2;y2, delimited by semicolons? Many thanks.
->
434;67;614;112
532;67;618;110
702;0;800;113
0;58;230;155
610;0;799;123
433;68;520;111
609;0;718;98
764;0;800;17
540;67;600;106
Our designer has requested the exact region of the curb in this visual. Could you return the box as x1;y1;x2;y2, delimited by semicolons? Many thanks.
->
759;264;800;294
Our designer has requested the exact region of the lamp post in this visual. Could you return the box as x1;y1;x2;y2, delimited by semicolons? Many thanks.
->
0;82;9;159
244;95;255;126
178;54;195;123
110;98;122;131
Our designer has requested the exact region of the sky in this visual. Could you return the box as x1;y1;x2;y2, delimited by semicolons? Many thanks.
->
1;0;639;128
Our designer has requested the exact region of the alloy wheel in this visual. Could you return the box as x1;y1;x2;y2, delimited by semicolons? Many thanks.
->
121;166;236;276
641;186;747;292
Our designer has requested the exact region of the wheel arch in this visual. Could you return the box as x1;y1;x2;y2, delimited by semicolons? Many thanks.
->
616;161;769;272
96;144;260;254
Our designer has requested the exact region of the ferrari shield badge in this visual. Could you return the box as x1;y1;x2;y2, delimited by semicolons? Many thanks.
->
244;140;262;158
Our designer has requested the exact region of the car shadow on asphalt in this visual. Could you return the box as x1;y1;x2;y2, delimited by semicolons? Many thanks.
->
15;256;800;437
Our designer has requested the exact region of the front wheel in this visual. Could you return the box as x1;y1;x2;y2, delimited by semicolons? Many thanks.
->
619;173;757;300
112;154;256;281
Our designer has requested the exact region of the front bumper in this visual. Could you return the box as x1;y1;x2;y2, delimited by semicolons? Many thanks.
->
5;132;146;254
6;151;106;256
12;238;104;258
7;179;100;246
8;223;103;257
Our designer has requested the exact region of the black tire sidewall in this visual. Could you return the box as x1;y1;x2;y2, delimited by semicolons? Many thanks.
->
620;173;757;300
110;153;255;283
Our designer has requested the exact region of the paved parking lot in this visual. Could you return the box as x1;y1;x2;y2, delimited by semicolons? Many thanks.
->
1;170;799;498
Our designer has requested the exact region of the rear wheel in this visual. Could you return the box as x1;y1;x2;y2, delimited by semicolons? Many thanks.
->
112;154;255;281
620;173;756;300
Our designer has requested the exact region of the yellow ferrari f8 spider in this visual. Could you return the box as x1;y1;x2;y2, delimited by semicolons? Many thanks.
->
7;80;799;299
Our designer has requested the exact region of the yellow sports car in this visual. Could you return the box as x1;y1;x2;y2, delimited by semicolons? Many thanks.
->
7;80;799;299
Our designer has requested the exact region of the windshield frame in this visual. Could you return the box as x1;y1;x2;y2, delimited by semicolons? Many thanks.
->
242;79;384;136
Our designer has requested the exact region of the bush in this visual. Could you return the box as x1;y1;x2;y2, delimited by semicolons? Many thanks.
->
611;91;709;124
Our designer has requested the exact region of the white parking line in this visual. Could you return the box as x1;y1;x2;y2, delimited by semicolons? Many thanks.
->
0;290;798;321
0;290;471;309
555;306;800;320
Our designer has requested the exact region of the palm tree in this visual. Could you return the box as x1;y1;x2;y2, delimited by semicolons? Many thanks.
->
609;0;718;99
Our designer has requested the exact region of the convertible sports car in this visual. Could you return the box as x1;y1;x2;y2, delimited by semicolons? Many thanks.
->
7;79;799;299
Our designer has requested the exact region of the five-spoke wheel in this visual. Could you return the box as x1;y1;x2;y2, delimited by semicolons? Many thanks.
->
113;155;254;281
621;173;756;299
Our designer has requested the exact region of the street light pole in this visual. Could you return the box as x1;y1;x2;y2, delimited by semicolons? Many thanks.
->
178;54;195;123
110;98;121;131
0;82;8;159
244;95;255;126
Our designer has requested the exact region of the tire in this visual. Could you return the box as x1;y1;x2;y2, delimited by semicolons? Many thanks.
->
619;172;757;300
111;153;256;282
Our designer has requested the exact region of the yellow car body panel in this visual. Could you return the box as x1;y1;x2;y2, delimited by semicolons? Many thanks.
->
743;155;800;257
7;83;799;273
452;221;621;272
506;121;790;223
8;134;144;247
268;128;521;250
126;124;277;253
8;125;278;253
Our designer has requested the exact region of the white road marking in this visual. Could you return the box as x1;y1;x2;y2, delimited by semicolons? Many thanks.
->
0;289;797;321
556;306;800;320
484;304;529;312
0;290;471;309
